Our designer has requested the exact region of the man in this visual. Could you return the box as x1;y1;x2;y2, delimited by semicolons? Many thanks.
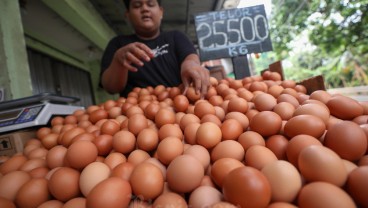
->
100;0;210;98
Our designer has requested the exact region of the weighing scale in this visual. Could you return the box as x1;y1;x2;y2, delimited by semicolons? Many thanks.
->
0;93;84;156
0;93;84;134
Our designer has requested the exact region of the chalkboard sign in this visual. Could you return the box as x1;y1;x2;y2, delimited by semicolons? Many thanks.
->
194;5;272;61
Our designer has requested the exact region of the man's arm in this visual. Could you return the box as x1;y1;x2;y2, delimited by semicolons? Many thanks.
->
181;54;210;99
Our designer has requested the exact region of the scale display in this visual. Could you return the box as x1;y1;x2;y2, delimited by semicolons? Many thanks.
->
0;93;84;133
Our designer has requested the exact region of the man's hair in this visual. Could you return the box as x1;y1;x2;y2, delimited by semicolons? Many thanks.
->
123;0;161;9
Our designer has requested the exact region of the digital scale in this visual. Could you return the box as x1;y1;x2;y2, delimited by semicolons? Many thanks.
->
0;93;84;134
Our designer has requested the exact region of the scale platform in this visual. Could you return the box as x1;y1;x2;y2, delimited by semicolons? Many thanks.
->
0;93;84;134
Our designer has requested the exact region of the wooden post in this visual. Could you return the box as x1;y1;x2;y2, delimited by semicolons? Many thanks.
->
232;56;251;80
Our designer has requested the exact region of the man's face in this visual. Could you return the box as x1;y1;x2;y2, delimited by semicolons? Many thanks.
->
126;0;163;38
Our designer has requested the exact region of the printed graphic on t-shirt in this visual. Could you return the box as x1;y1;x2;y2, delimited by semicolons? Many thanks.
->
152;44;169;57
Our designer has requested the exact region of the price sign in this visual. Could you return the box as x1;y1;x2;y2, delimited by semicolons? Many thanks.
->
195;5;272;61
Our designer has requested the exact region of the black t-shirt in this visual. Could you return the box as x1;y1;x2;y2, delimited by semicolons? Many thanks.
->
100;30;196;97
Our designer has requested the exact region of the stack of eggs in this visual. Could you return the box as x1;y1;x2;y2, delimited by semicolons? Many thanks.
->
0;71;367;208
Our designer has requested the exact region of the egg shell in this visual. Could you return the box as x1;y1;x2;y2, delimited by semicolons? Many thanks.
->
253;93;277;111
65;140;98;170
128;114;149;136
0;171;31;201
127;149;151;166
46;145;67;169
0;196;16;208
210;158;245;188
194;101;216;119
0;155;28;175
183;144;211;170
227;97;248;113
152;192;187;207
15;178;50;208
48;167;80;202
211;140;245;162
79;162;111;197
155;108;176;128
188;186;223;208
104;152;127;169
222;166;271;208
112;130;136;154
237;131;265;152
220;119;243;141
224;112;249;131
298;145;348;187
86;177;132;208
249;111;282;137
298;182;355;208
166;155;204;193
245;145;278;170
324;121;367;161
261;160;302;203
293;103;330;125
156;136;184;165
266;134;289;160
130;162;164;200
326;95;364;120
93;134;113;156
37;200;64;208
284;114;326;139
346;166;368;207
196;122;222;149
63;197;86;208
158;124;183;141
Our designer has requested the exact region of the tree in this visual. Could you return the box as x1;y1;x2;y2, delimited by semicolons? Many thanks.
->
268;0;368;88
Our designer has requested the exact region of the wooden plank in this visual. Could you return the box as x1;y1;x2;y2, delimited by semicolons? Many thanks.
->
297;75;326;95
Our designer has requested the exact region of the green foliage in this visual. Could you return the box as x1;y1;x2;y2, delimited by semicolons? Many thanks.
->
267;0;368;88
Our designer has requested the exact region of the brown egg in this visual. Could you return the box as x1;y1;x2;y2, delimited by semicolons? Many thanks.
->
221;119;243;141
277;94;300;108
46;145;67;169
100;119;120;135
299;145;348;187
0;171;31;201
209;95;224;106
19;158;47;172
293;103;330;125
261;160;302;203
63;197;86;208
196;122;222;149
298;182;355;208
253;93;277;111
173;95;189;112
86;177;132;208
227;97;248;113
324;121;367;161
273;102;295;120
111;162;135;181
249;111;282;137
266;134;289;160
201;114;222;126
156;136;184;165
130;162;164;200
38;200;64;208
237;131;265;152
104;152;127;170
224;112;249;131
188;186;222;208
127;149;150;166
59;127;86;147
284;115;326;139
51;116;65;126
79;162;111;197
48;167;80;202
0;155;27;175
245;145;278;170
222;166;271;208
93;134;113;156
184;122;200;145
65;140;98;170
29;167;49;178
179;113;200;131
89;109;108;124
183;145;211;170
155;108;176;128
153;192;187;207
309;90;332;104
136;128;159;152
211;140;244;162
15;178;50;207
210;158;244;188
327;95;364;120
113;130;136;154
0;196;16;208
194;101;216;119
158;124;183;141
41;133;60;149
286;134;323;167
346;166;368;208
166;155;204;193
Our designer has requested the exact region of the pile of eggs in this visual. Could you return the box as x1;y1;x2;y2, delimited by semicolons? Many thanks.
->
1;71;368;208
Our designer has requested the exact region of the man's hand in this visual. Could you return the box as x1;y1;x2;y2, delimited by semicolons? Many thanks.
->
181;55;210;99
114;42;154;72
